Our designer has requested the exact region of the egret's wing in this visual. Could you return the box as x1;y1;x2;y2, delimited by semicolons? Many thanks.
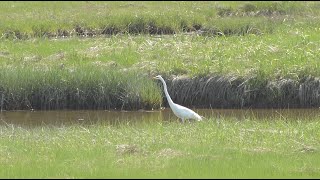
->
172;103;202;120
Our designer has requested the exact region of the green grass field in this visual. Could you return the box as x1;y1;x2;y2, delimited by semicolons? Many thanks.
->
1;2;320;177
0;117;319;178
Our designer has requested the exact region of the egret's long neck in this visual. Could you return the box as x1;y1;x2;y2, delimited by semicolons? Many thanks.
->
159;78;175;107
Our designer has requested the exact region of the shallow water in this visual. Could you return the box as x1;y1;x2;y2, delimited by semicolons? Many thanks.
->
0;108;319;128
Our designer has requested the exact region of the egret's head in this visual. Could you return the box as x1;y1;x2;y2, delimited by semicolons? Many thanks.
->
153;75;162;80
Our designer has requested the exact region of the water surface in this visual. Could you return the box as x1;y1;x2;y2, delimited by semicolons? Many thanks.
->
0;108;319;128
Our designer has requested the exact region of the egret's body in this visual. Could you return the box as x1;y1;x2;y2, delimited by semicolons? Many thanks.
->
154;75;202;123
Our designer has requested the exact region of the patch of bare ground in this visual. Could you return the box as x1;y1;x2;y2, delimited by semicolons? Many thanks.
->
45;52;65;61
292;166;320;175
241;128;281;134
0;51;10;58
157;148;186;158
292;140;317;153
116;144;142;156
92;61;118;68
243;147;273;153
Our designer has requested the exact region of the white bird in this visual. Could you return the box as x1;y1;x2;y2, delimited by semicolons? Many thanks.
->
153;75;203;123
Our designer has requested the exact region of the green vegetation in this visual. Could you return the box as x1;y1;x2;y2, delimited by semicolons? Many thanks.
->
0;66;162;110
1;1;320;110
1;2;320;178
0;1;319;38
0;117;319;178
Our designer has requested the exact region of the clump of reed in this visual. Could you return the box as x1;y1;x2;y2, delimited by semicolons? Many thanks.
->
0;65;162;111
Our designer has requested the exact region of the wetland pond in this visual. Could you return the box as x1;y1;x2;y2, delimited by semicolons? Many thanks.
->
0;108;320;128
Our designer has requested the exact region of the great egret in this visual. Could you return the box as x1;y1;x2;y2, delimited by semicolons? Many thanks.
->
154;75;202;123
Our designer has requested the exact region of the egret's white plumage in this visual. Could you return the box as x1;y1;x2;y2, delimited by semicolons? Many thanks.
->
154;75;202;123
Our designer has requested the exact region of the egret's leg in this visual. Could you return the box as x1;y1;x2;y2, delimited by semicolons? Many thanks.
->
181;118;185;123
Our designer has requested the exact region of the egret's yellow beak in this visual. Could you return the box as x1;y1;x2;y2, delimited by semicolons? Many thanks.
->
153;76;158;79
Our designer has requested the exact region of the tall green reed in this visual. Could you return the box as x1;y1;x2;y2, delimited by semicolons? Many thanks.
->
0;65;162;110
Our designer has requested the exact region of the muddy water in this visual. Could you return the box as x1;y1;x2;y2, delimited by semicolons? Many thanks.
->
0;108;319;128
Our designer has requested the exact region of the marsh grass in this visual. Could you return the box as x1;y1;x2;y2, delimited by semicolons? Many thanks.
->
1;24;320;109
0;1;319;178
1;1;320;109
0;65;162;110
0;117;319;178
0;1;319;38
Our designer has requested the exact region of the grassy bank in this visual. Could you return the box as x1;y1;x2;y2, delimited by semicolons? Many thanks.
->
1;28;320;109
0;117;319;178
1;1;320;110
